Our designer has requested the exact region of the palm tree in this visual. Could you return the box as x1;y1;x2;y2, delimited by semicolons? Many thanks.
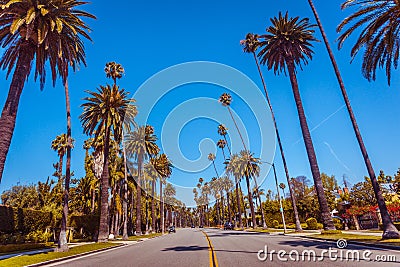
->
125;126;159;236
257;12;335;230
144;162;159;233
151;153;172;233
309;0;400;239
105;62;125;85
103;61;130;239
51;134;68;180
226;154;243;229
337;0;399;85
279;183;286;198
219;93;248;151
80;84;137;242
221;176;233;223
217;124;231;155
241;32;302;231
216;139;228;160
0;0;95;183
208;153;220;178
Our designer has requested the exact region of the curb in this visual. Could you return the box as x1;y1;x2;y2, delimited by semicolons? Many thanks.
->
26;243;126;267
287;235;400;251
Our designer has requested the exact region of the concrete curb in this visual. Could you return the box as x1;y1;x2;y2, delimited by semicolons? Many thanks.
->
25;243;126;267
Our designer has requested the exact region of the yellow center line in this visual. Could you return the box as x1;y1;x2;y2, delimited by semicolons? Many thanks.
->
201;230;219;267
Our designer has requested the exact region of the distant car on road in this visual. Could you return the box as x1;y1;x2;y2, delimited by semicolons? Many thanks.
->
199;225;204;228
224;222;233;230
168;226;176;233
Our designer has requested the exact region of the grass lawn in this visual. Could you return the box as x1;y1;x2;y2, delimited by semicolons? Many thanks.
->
245;228;296;234
126;232;163;241
0;242;121;267
310;233;400;247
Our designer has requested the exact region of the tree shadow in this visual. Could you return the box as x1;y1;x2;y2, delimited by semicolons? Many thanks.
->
161;245;208;252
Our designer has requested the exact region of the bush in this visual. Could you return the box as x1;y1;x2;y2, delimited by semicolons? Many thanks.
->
333;218;344;230
272;220;279;228
25;230;52;243
69;214;99;240
378;222;400;231
321;230;343;235
317;223;323;229
306;218;319;230
0;243;49;253
301;223;308;230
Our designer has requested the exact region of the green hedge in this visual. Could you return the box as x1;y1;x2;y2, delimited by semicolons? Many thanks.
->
0;243;50;253
69;214;99;240
378;222;400;231
0;205;52;234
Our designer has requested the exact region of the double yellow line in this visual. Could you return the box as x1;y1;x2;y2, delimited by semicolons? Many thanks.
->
201;230;219;267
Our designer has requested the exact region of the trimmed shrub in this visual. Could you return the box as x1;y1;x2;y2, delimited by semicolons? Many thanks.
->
25;230;52;243
317;223;323;229
333;218;344;230
0;206;52;234
0;205;15;233
272;220;279;228
306;218;319;230
69;214;99;240
301;223;308;229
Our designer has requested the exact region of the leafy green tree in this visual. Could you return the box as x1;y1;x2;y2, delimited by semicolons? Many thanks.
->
321;173;339;211
0;0;94;183
257;12;335;230
80;84;136;242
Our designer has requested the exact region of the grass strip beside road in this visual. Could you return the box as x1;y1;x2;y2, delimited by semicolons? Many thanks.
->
201;231;219;267
126;232;163;241
310;233;400;247
0;242;121;267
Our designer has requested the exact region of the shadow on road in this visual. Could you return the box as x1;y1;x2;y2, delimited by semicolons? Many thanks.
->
162;245;209;252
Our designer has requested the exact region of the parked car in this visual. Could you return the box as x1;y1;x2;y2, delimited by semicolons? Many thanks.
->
224;222;233;230
199;225;204;228
168;226;176;233
191;224;195;228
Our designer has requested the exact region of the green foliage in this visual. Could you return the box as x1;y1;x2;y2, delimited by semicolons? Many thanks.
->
69;214;99;240
333;218;344;230
25;230;52;243
0;206;52;234
272;220;279;228
0;233;24;245
306;218;318;230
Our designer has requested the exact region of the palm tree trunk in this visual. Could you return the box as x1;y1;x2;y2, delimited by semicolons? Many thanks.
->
136;158;143;236
151;179;156;233
307;0;399;239
122;138;128;239
212;160;219;178
220;191;224;223
227;107;247;151
0;48;34;182
160;180;164;233
58;79;72;251
252;52;302;231
252;175;267;228
226;191;232;223
223;135;231;155
98;125;111;242
235;177;243;229
287;60;335;230
245;175;256;228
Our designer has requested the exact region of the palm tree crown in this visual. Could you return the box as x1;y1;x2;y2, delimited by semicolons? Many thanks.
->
219;93;232;106
105;62;125;84
240;33;260;54
337;0;400;85
0;0;95;86
217;124;228;136
258;12;317;74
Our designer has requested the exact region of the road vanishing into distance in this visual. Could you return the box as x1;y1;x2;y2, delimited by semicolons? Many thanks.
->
43;228;400;267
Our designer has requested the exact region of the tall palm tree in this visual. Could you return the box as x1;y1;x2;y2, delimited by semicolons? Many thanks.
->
257;12;335;230
80;84;137;242
241;32;302;231
208;153;220;178
221;176;233;223
125;126;159;236
51;134;68;180
226;153;243;229
103;61;130;239
0;0;95;183
105;62;125;85
237;150;261;229
144;162;159;233
337;0;400;85
310;0;400;239
151;153;172;233
217;124;231;155
217;139;228;160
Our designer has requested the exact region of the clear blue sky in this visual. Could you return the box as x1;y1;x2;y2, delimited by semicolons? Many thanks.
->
1;0;399;207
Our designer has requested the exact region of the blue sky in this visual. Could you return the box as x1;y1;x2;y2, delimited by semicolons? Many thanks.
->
1;0;399;206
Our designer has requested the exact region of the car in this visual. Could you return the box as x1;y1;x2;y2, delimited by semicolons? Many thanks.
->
199;225;204;228
168;226;176;233
224;222;233;230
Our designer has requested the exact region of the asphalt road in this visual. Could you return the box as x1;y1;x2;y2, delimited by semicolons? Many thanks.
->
43;228;400;267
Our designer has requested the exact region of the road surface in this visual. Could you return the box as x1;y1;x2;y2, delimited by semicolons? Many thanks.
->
43;228;400;267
